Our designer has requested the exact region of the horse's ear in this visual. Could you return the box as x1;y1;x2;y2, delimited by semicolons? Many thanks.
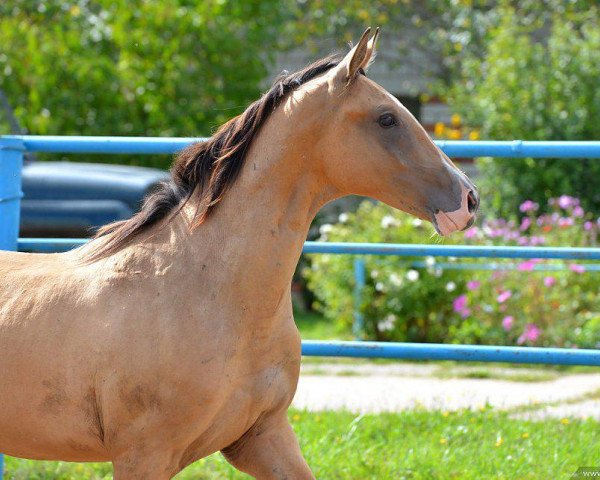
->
362;27;380;71
334;27;379;85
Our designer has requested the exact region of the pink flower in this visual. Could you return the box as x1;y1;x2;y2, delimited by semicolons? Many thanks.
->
556;195;579;209
517;323;540;344
464;227;478;239
573;206;584;217
467;280;480;291
569;264;586;274
453;295;471;318
519;200;539;213
502;316;514;331
543;276;556;287
584;221;593;231
518;260;536;272
497;290;512;303
530;236;546;246
520;217;532;231
558;217;574;228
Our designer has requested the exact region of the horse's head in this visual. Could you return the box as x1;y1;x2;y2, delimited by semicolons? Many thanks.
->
307;28;479;235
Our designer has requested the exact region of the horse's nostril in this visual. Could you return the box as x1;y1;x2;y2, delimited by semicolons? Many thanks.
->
467;190;478;214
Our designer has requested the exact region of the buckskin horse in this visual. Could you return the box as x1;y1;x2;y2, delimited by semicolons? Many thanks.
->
0;29;478;479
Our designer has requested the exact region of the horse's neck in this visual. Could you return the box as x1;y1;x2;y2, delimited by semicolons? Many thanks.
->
181;122;335;318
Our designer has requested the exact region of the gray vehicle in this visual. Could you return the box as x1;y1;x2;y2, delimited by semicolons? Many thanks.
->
1;89;169;237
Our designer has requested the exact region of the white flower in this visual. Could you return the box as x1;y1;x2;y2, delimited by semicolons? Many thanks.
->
338;212;349;223
433;268;443;277
445;281;456;292
389;273;403;287
377;314;397;332
381;215;399;229
319;224;333;235
412;218;423;227
375;282;385;292
425;256;436;267
448;256;457;263
406;270;419;282
370;269;379;279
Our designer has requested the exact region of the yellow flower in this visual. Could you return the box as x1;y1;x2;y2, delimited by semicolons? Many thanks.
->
442;411;450;417
469;130;480;141
377;13;389;24
522;432;530;439
451;114;462;127
292;414;301;422
70;5;81;16
440;437;447;444
358;9;369;20
495;436;504;447
560;418;570;425
434;122;445;137
448;129;462;140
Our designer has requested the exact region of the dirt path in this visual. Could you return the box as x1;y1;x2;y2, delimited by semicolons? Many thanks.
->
292;362;600;419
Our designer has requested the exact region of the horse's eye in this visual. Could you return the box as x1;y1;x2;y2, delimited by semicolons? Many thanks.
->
378;113;397;128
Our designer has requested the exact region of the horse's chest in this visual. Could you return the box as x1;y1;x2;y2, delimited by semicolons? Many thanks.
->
180;346;300;461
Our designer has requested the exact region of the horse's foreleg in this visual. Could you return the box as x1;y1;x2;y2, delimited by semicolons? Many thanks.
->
222;411;314;480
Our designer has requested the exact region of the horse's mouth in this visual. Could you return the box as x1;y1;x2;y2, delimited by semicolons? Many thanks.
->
431;209;476;236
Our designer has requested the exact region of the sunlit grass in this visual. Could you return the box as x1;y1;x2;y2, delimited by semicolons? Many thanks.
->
5;408;598;479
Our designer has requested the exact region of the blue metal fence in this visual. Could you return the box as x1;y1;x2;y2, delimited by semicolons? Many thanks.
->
1;135;600;474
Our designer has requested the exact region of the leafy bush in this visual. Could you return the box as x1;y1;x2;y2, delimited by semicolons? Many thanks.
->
304;201;468;343
449;7;600;216
0;1;287;168
303;197;600;348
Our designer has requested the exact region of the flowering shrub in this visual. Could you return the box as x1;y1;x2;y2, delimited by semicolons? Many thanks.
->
304;201;467;342
457;196;600;348
303;196;600;348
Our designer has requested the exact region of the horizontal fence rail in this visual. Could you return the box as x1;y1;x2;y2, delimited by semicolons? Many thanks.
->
17;238;600;261
3;135;600;157
302;341;600;366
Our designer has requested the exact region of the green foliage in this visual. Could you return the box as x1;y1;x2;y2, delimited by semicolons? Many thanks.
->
303;198;600;347
304;201;467;342
0;1;287;168
5;409;600;479
450;6;600;216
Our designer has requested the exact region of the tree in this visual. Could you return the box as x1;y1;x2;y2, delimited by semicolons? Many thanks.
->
0;0;287;168
449;6;600;216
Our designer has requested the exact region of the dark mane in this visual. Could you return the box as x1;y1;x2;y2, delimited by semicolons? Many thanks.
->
88;54;342;260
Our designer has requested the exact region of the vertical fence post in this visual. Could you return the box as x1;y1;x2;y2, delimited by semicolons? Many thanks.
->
0;136;22;479
0;136;24;252
352;257;366;340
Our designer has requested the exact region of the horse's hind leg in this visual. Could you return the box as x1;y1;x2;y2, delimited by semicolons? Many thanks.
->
112;450;180;480
222;411;314;479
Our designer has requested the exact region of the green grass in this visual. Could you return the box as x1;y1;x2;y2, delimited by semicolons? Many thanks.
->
5;408;598;479
294;309;352;340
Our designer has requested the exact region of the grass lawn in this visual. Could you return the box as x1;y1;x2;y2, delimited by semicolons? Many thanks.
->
4;408;598;479
294;309;352;340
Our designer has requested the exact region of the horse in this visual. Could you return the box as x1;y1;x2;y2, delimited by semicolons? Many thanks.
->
0;28;478;479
